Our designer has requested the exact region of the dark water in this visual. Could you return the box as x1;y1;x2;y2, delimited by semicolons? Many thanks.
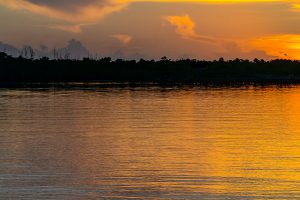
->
1;85;300;199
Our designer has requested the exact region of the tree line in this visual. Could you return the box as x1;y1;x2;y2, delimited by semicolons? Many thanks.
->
1;52;300;84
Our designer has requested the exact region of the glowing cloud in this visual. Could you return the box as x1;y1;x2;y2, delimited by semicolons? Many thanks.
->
49;25;83;33
164;15;213;42
292;3;300;11
111;34;132;45
164;15;198;39
0;0;128;23
0;0;298;36
0;0;298;25
246;35;300;60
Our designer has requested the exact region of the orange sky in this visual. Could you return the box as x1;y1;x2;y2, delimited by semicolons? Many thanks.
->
0;0;300;59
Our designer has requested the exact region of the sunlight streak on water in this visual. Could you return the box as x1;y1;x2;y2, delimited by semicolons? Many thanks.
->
1;86;300;199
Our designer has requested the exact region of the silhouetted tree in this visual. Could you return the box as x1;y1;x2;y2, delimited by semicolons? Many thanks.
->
1;51;300;84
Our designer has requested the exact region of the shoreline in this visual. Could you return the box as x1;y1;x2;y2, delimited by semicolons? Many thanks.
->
2;52;300;86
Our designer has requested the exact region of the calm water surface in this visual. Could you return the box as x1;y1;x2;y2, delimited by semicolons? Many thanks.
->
1;85;300;199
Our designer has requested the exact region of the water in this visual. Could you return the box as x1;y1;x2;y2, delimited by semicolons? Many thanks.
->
1;85;300;199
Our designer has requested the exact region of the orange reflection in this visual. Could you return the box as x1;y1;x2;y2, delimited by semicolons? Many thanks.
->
4;87;300;198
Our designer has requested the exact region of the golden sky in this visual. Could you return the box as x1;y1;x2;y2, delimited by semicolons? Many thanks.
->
0;0;300;59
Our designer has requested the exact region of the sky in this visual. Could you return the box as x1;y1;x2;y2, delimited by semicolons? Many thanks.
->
0;0;300;60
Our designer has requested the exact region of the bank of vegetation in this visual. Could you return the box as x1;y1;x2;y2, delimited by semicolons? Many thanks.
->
1;52;300;84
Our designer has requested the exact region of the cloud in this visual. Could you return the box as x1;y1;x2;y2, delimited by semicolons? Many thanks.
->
0;0;128;23
0;39;90;59
1;0;298;25
164;15;198;39
26;0;102;11
0;0;128;33
291;3;300;11
49;25;83;33
0;0;298;35
57;39;90;59
242;34;300;60
0;41;20;56
111;34;132;45
163;15;213;42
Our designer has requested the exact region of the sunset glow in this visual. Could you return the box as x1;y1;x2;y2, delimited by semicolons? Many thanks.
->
0;0;300;59
2;1;300;199
248;35;300;60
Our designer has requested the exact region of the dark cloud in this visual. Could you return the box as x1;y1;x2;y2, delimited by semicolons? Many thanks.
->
0;39;89;59
26;0;111;11
0;42;20;56
0;0;128;23
57;39;90;59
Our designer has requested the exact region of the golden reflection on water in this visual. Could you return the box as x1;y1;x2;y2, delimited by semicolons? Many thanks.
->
1;86;300;199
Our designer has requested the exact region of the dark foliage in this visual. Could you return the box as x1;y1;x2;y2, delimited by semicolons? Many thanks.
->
1;52;300;84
